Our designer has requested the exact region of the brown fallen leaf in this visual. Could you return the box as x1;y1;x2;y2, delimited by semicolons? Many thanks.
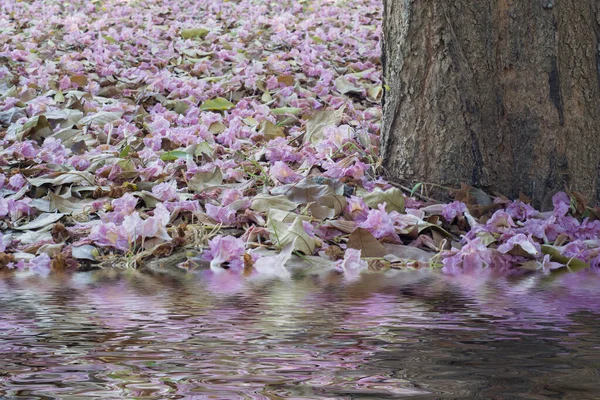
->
51;223;70;243
277;75;295;87
382;243;434;263
347;228;386;258
367;258;390;272
0;253;15;268
243;253;255;276
328;220;356;234
324;245;345;261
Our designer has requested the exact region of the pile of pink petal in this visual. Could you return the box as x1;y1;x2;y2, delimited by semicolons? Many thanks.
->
0;0;598;278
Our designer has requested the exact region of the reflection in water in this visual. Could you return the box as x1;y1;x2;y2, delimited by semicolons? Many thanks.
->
1;268;600;399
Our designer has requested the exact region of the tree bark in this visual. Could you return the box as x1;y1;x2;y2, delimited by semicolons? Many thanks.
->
381;0;600;205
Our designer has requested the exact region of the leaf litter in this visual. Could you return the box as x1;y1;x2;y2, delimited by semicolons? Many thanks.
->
0;0;599;280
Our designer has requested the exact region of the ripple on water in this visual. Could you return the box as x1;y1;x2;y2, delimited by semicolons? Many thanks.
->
1;269;600;399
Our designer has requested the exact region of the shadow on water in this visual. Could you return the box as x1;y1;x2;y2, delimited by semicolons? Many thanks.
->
1;268;600;399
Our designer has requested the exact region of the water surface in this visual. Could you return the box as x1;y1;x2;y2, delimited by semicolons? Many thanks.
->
1;268;600;399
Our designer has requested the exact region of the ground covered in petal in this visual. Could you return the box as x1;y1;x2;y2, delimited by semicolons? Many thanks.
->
1;0;599;278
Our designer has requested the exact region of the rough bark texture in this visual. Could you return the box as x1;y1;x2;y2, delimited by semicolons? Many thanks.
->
381;0;600;205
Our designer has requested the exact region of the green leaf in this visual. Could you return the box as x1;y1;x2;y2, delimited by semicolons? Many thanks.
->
180;28;209;39
160;150;189;161
188;167;223;192
541;245;590;273
251;194;297;212
260;120;285;140
164;100;190;115
28;172;95;187
77;111;123;128
267;209;311;224
200;97;234;111
361;187;405;213
271;107;302;116
477;231;497;247
72;245;98;261
119;145;131;158
267;216;316;255
54;90;65;103
410;182;422;197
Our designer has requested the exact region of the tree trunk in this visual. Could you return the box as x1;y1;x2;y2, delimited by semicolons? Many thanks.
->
381;0;600;205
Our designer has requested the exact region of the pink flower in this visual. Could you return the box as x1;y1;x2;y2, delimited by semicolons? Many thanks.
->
358;203;401;242
206;204;237;225
0;198;8;218
540;254;563;274
123;203;171;242
553;192;571;216
302;220;316;237
486;210;516;234
573;219;600;240
335;248;368;280
265;138;302;163
270;161;302;184
8;174;27;191
497;234;541;257
112;193;138;215
149;115;170;134
345;196;369;222
317;125;353;154
203;235;246;273
164;200;202;213
7;260;26;271
59;75;72;90
9;141;38;159
4;198;32;222
28;254;52;276
152;182;178;201
442;201;467;221
561;240;590;260
323;158;368;180
89;222;130;251
222;189;244;206
252;243;294;279
69;156;91;171
442;238;492;275
0;233;8;252
505;201;537;221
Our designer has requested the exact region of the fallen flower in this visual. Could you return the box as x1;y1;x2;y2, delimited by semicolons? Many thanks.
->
203;235;246;273
252;243;294;279
358;203;402;243
335;248;368;280
28;253;52;276
497;234;541;257
89;222;130;252
442;238;493;275
442;201;467;222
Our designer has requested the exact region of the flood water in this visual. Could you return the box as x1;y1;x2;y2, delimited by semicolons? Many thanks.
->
1;268;600;399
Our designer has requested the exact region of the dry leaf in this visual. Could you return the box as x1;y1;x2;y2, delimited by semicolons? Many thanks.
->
303;105;345;144
347;228;386;258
